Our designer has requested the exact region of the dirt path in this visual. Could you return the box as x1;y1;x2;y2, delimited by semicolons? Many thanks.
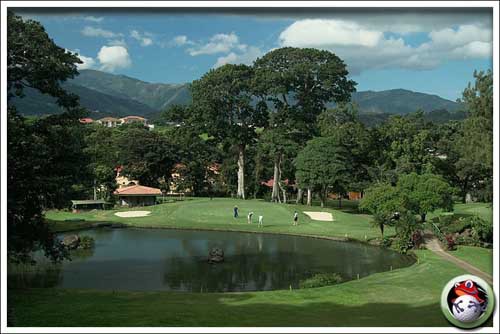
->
424;235;493;285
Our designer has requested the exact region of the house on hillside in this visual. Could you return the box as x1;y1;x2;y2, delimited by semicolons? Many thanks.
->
113;185;162;207
97;117;120;127
115;166;139;188
79;117;94;124
120;116;147;126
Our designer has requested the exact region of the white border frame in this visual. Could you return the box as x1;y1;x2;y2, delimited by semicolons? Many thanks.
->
1;1;499;333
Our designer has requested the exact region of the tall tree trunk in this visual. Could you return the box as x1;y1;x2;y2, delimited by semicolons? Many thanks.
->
271;156;280;202
277;154;287;204
93;179;97;200
338;196;342;209
237;144;245;199
307;188;312;206
296;188;303;204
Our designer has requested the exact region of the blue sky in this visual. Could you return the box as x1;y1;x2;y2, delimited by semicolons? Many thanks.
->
15;8;493;100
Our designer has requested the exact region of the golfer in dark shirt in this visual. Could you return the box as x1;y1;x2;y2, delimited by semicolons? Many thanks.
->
234;205;239;218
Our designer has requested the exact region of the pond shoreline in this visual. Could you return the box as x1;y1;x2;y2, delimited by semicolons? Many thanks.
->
53;219;419;264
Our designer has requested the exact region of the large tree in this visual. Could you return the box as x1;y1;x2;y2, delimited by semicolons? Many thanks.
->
397;173;453;222
116;124;175;188
318;103;375;194
295;137;350;207
454;70;493;202
7;11;87;263
254;47;356;201
190;64;268;199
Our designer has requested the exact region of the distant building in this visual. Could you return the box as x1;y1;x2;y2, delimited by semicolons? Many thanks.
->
79;117;94;124
120;116;147;126
115;166;139;188
97;117;120;127
113;185;162;207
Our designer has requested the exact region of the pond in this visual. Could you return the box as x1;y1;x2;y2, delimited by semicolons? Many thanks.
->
10;228;415;292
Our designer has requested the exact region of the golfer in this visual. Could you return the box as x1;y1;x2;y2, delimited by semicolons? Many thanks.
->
258;215;264;227
293;211;299;226
234;205;239;218
247;211;254;224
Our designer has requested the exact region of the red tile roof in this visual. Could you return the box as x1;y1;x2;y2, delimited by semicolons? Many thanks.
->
113;185;162;196
261;179;290;188
79;118;94;124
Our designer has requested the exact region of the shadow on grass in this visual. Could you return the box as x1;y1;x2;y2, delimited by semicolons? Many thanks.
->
7;288;462;327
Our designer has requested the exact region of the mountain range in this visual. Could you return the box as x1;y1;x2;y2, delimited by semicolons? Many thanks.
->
10;69;466;124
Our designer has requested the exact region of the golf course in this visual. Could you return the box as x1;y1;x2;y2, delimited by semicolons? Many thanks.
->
8;198;493;327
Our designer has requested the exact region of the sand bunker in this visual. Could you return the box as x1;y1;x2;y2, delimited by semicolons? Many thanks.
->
303;211;334;221
114;211;151;218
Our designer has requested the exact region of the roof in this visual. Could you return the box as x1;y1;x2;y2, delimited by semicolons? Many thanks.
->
121;116;146;121
79;118;94;124
71;199;107;205
261;179;290;188
113;185;162;196
99;117;119;122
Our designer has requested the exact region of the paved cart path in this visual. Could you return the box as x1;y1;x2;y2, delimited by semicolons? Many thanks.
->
424;234;493;285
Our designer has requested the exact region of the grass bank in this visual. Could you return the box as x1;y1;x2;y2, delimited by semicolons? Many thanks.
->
46;197;394;241
449;246;493;276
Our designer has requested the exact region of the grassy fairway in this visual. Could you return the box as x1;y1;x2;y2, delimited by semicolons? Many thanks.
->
428;202;493;223
46;198;394;240
449;246;493;276
10;199;492;327
9;250;470;327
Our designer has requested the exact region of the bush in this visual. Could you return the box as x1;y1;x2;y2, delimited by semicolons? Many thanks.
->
393;212;422;254
380;236;392;248
299;273;343;289
78;236;95;250
445;234;456;251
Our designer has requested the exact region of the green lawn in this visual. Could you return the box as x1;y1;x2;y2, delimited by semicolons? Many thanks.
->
449;246;493;276
428;202;493;223
46;197;394;241
9;198;493;327
9;250;473;327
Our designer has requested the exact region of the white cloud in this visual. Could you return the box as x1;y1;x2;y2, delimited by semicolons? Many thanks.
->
77;54;96;70
278;19;492;74
67;49;95;70
172;35;194;46
84;16;104;22
97;45;131;72
81;26;120;38
108;39;127;47
214;46;263;68
279;19;382;47
188;32;240;56
130;30;153;47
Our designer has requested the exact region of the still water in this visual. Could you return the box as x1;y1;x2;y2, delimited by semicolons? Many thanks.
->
16;228;415;292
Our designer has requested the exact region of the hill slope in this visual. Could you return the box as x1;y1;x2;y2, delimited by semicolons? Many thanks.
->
10;70;463;120
351;89;461;114
10;83;159;118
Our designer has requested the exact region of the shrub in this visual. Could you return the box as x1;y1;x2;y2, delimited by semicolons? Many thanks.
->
299;273;343;289
380;236;392;248
445;234;456;251
393;212;422;254
78;236;95;249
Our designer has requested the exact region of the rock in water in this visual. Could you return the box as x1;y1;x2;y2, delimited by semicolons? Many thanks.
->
208;247;224;263
62;234;80;250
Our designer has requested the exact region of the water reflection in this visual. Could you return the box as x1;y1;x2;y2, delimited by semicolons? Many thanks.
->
8;228;415;292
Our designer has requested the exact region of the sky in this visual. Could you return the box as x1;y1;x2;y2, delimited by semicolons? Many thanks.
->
14;7;493;101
